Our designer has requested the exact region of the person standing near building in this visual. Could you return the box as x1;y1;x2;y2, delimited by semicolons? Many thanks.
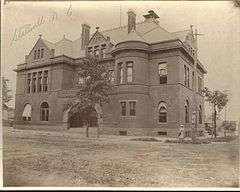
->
178;125;185;142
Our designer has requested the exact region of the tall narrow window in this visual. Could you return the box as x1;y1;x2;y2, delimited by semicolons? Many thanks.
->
40;102;49;121
185;100;189;123
41;48;44;58
34;50;37;60
192;71;195;90
94;46;99;58
27;73;31;93
129;101;136;116
101;44;106;58
187;67;190;87
43;70;48;92
32;72;37;93
120;101;126;116
37;49;40;59
22;104;31;121
118;63;123;84
158;62;167;84
126;62;133;83
37;71;42;92
199;105;202;124
158;102;167;123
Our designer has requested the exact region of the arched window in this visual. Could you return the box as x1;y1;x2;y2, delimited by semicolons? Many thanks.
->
185;100;189;123
199;105;202;124
40;102;49;121
158;102;167;123
22;104;31;121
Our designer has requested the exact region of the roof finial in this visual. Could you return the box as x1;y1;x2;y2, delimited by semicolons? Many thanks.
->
96;26;99;31
63;34;66;39
39;34;42;38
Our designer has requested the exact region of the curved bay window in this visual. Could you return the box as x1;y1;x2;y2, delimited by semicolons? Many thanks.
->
199;105;202;124
22;104;31;121
158;102;167;123
185;100;189;123
40;102;49;121
158;62;167;84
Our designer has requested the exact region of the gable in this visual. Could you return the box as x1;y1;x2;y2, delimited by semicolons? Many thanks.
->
26;38;55;64
88;31;108;46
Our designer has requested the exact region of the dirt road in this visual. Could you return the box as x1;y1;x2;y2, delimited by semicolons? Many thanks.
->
3;127;239;187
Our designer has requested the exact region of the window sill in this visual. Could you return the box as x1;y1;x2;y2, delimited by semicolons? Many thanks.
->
120;116;136;118
158;122;167;124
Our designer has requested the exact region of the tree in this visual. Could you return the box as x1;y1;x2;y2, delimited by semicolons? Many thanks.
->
203;87;229;138
68;55;113;138
2;77;13;110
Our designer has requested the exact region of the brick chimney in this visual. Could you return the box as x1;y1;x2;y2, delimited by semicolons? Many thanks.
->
81;23;90;50
127;10;136;33
143;10;159;23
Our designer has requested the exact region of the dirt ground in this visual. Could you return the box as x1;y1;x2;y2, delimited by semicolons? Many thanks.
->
2;127;239;187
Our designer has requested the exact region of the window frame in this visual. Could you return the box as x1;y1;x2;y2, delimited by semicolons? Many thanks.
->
129;101;136;116
158;62;167;84
158;102;167;123
118;63;124;84
185;100;190;123
126;62;133;83
40;102;49;121
22;104;32;121
120;101;127;116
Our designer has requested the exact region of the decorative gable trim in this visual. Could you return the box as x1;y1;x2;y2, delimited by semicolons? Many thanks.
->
88;31;108;46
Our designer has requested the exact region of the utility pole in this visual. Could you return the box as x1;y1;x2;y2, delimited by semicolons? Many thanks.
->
191;25;204;143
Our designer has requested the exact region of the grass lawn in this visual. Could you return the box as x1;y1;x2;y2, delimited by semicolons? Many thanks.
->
3;127;239;187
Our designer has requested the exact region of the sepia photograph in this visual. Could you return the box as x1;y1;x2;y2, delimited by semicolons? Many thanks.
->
1;0;240;190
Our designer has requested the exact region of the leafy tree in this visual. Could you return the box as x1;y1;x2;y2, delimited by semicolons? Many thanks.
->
2;77;13;110
203;87;229;138
68;55;113;137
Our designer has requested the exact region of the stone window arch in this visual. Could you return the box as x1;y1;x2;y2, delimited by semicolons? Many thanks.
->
158;102;167;123
22;103;31;121
40;102;49;121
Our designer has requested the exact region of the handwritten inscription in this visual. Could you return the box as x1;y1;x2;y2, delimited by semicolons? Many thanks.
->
11;4;73;45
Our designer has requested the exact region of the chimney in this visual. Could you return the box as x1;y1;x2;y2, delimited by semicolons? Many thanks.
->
81;23;90;50
143;10;159;23
127;10;136;33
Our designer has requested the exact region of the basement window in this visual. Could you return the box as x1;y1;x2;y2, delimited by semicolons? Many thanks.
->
119;131;127;136
158;131;167;136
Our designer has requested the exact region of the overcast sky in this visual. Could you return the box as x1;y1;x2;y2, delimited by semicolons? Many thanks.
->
2;1;240;121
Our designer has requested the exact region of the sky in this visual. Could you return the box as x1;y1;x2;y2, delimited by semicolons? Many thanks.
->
2;1;240;121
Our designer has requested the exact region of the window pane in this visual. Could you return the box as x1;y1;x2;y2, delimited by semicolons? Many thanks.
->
127;65;133;83
120;102;126;116
118;63;123;84
41;49;44;58
159;63;167;84
129;101;136;116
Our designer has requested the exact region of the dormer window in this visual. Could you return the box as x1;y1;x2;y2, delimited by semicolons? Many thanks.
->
41;48;44;58
37;49;40;59
34;50;37;60
88;47;93;55
94;46;100;58
101;44;107;58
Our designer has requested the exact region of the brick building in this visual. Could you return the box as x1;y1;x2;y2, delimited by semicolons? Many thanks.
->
14;10;207;137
